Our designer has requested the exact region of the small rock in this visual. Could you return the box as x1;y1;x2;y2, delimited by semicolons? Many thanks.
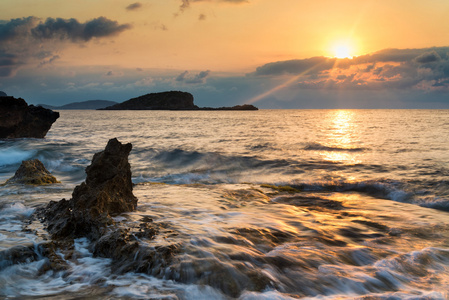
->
6;159;59;185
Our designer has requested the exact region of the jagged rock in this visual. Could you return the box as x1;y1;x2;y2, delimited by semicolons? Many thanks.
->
43;138;137;240
6;159;59;185
0;96;59;138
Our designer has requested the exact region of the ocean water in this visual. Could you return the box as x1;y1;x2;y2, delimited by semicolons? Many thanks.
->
1;109;449;299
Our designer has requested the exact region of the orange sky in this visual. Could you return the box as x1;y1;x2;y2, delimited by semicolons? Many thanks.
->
2;0;449;71
1;0;449;108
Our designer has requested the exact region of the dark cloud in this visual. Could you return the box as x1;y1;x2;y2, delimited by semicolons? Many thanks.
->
0;16;131;77
176;70;210;84
199;14;207;21
0;17;38;43
414;51;441;64
0;51;19;77
31;17;131;42
126;2;143;11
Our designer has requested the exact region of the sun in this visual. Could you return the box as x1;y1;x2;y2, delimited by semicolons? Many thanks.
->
334;45;352;59
330;40;356;59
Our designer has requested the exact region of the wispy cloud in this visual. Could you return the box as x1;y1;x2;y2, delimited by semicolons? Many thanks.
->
126;2;143;11
176;70;211;84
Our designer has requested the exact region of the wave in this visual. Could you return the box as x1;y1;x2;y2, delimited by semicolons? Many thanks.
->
0;147;36;167
304;142;367;152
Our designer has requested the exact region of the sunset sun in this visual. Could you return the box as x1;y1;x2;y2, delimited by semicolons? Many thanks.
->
332;42;354;59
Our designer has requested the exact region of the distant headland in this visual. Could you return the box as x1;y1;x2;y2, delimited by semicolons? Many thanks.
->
100;91;258;111
39;100;118;110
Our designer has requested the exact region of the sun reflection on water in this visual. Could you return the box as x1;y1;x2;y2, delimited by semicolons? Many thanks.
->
320;110;362;164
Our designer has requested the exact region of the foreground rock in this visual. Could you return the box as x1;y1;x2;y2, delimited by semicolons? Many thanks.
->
43;138;137;240
37;137;177;275
0;96;59;138
6;159;59;185
101;91;258;110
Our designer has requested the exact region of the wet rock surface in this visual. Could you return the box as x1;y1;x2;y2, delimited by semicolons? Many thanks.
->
0;96;59;138
6;159;59;185
33;138;179;281
42;138;137;240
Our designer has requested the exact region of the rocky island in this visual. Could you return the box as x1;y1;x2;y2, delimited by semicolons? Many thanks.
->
100;91;258;110
0;93;59;138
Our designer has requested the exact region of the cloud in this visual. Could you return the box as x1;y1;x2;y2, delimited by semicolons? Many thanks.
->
414;51;441;64
126;2;143;11
176;70;211;84
38;55;60;67
176;70;189;81
31;17;131;42
251;47;449;91
0;16;131;77
176;0;248;15
198;14;207;21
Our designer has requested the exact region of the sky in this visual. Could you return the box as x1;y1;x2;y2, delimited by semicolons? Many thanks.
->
1;0;449;108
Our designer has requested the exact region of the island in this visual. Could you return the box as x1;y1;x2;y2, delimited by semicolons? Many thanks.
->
39;100;118;110
100;91;258;111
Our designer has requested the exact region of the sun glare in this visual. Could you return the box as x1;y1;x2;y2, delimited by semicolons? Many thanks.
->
334;44;352;59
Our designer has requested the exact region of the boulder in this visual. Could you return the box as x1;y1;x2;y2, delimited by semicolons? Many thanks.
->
6;159;59;185
43;138;137;240
0;96;59;138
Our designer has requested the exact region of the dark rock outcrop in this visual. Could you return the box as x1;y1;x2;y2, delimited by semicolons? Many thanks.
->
43;138;137;240
102;91;198;110
200;104;258;111
37;138;177;276
0;96;59;138
101;91;259;111
6;159;59;185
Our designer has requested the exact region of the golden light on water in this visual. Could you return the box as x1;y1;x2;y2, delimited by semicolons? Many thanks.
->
320;110;362;164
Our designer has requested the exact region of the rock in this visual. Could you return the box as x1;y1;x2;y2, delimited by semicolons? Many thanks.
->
100;91;259;111
0;96;59;138
200;104;259;111
0;91;7;97
101;91;198;110
43;138;137;240
6;159;59;185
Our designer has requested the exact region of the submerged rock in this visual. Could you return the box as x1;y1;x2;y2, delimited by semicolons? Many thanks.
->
6;159;59;185
0;96;59;138
43;138;137;240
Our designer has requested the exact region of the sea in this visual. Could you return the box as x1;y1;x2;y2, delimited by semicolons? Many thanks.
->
1;109;449;299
